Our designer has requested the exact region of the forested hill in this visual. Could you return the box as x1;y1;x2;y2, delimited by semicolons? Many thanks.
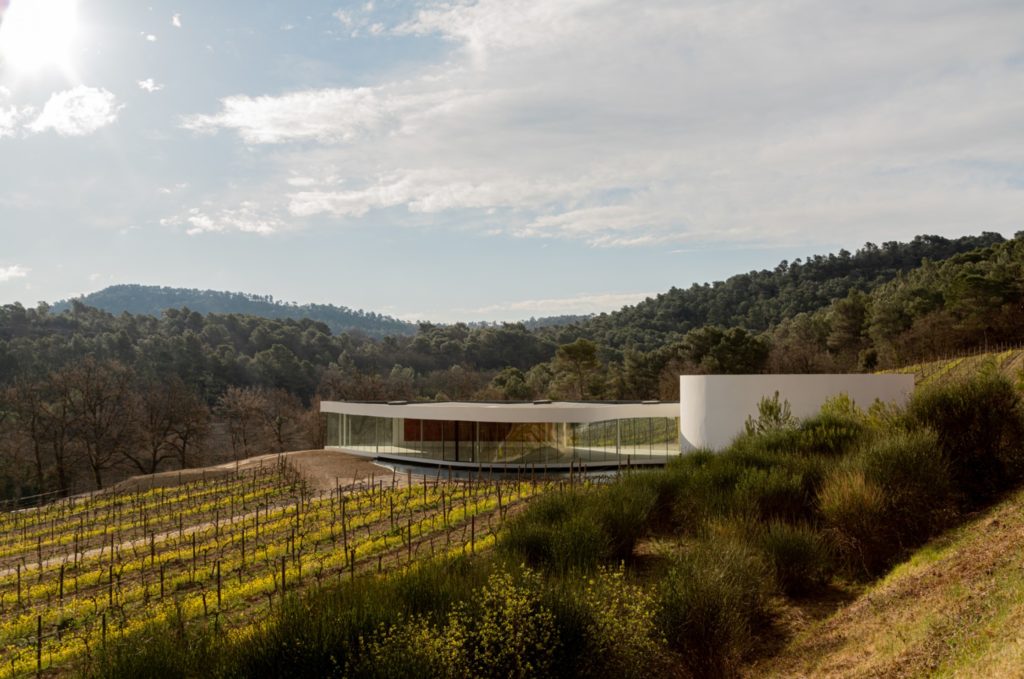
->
547;233;1006;350
52;285;416;338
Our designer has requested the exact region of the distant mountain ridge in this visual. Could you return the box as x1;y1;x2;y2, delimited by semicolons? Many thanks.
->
52;285;416;338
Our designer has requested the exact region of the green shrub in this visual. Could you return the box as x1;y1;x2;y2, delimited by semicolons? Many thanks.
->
860;429;955;547
795;412;866;456
671;459;745;532
908;370;1024;505
733;466;810;523
635;465;694;529
591;476;658;561
577;567;667;678
501;519;559;568
347;617;448;679
393;555;487;621
733;411;865;458
500;491;608;573
444;569;560;679
757;521;833;597
818;468;894;578
551;514;609;573
539;567;670;679
744;391;796;435
654;537;772;678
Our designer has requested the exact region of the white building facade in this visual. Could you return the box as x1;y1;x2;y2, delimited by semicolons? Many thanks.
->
678;373;915;451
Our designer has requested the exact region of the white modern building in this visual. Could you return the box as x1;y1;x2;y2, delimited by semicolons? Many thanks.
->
321;373;915;468
321;400;680;469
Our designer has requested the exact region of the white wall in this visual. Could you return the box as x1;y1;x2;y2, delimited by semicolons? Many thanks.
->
679;374;915;452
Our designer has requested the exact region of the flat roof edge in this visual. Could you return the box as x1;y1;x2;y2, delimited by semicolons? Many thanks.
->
320;400;679;423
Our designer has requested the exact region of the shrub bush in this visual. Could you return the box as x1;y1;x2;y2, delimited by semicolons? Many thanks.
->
733;411;865;458
756;520;833;597
818;468;894;578
733;466;810;523
859;429;955;548
500;491;608;573
795;412;866;456
671;458;746;532
550;514;609;573
908;370;1024;506
540;567;670;679
654;537;772;678
347;617;448;679
591;475;658;561
444;569;560;679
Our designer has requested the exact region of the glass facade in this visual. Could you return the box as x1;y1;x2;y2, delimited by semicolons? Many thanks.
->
324;413;679;465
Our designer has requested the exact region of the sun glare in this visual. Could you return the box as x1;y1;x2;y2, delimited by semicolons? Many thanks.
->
0;0;79;76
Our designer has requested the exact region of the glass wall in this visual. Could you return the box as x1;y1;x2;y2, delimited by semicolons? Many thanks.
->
325;412;680;465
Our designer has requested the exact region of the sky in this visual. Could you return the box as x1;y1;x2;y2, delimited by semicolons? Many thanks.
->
0;0;1021;323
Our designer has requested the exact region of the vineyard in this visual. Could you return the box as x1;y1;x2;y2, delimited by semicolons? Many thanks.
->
878;345;1024;386
0;459;548;677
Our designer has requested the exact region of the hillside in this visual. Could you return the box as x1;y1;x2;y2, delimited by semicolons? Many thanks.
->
51;285;417;338
550;232;1007;351
750;485;1024;678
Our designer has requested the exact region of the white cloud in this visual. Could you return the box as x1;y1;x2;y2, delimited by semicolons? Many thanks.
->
27;86;122;136
161;203;288;236
0;86;30;137
171;13;182;28
182;0;1024;248
333;10;353;28
465;291;658;317
181;86;462;144
0;105;30;138
0;265;30;282
137;78;164;93
287;171;585;218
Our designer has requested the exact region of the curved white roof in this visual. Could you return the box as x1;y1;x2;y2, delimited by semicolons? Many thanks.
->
320;400;678;424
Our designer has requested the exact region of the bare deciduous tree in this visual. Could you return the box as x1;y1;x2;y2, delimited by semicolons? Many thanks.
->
216;386;268;459
61;358;138;489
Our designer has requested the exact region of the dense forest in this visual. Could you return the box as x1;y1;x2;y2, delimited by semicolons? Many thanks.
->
1;231;1022;499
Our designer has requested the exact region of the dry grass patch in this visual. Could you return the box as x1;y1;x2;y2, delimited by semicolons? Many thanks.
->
746;487;1024;678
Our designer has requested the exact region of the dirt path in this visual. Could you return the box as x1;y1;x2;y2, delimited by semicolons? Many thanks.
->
108;450;403;494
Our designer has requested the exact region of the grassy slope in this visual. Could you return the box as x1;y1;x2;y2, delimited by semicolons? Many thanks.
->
750;486;1024;678
750;349;1024;678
